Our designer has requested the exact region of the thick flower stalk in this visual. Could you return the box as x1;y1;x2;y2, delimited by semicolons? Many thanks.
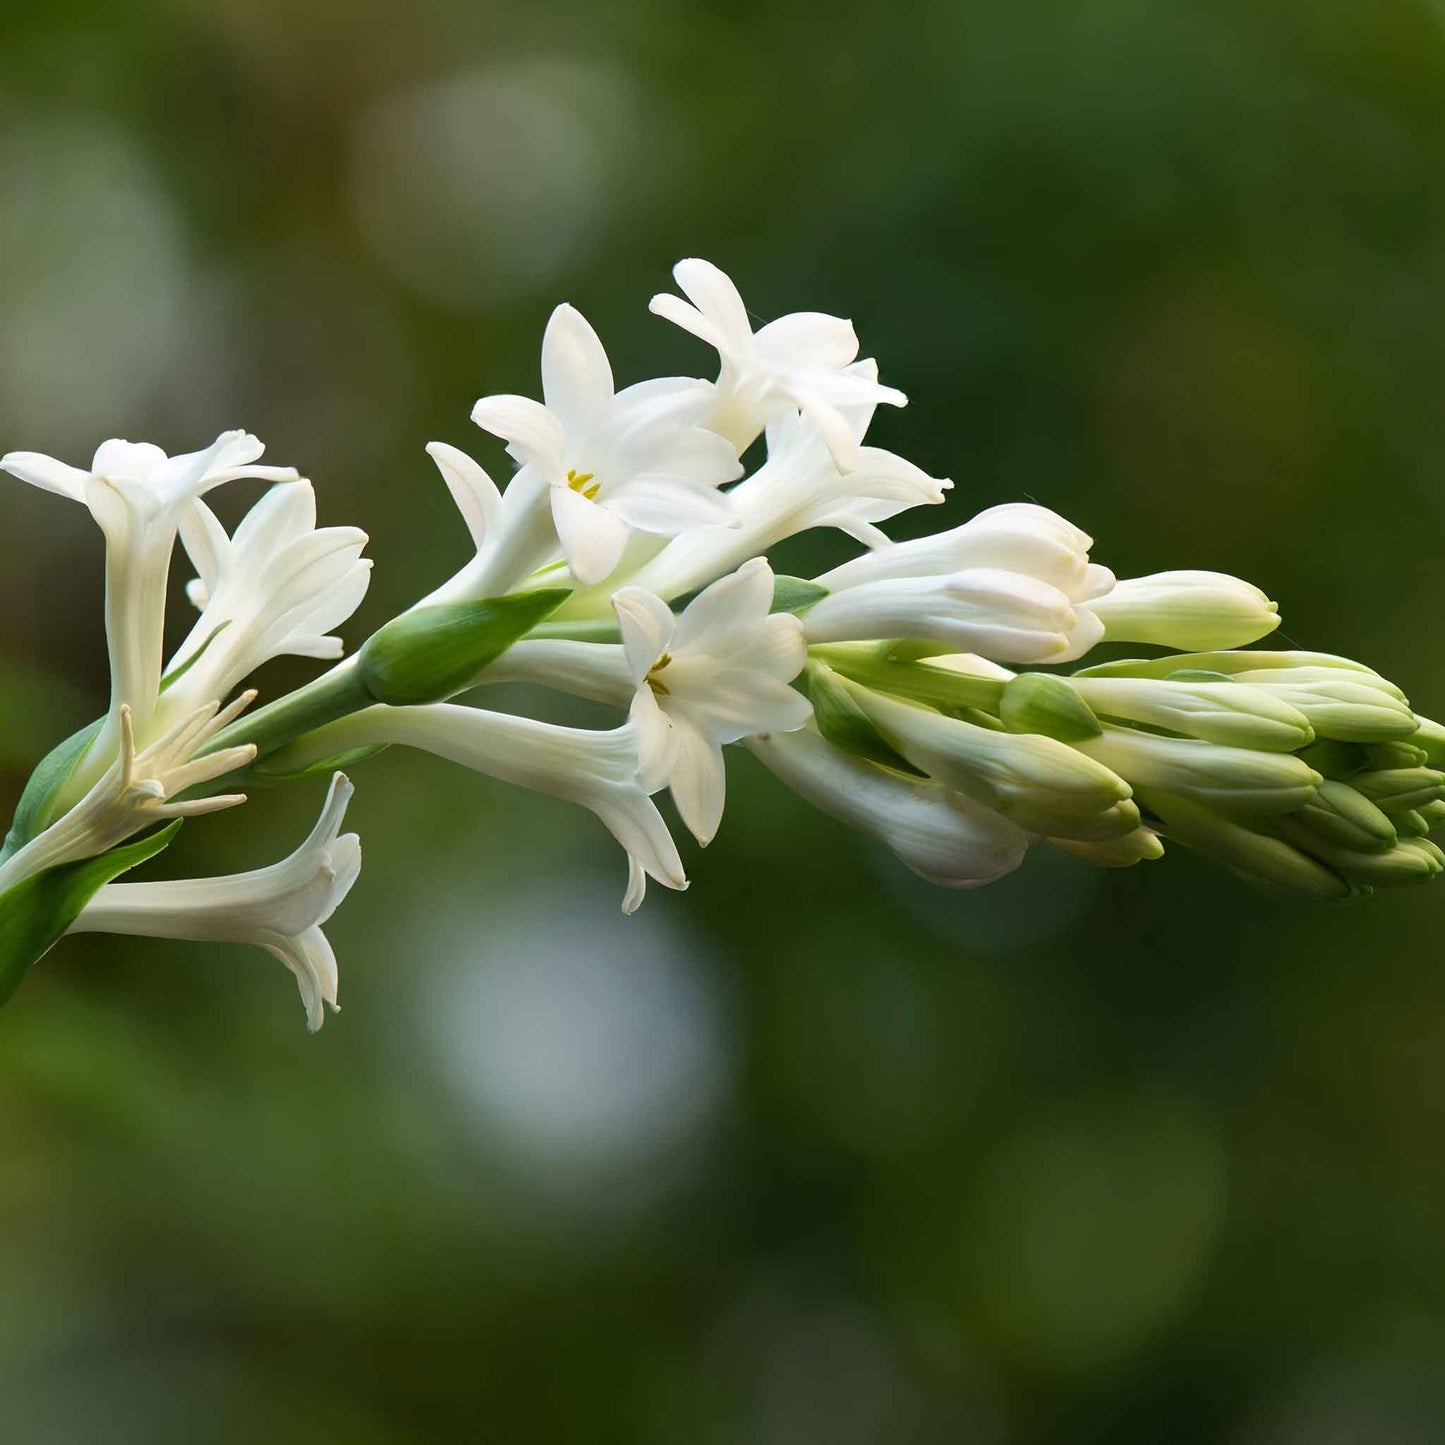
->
1;256;1440;1033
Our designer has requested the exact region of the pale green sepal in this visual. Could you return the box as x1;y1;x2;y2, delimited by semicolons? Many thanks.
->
0;819;183;1007
0;717;104;863
999;674;1103;742
1140;790;1352;901
252;742;391;783
770;576;829;615
359;590;570;707
1292;780;1397;854
801;664;928;777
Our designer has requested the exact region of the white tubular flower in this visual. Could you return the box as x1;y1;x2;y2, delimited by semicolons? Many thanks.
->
746;728;1030;888
619;403;950;602
164;481;372;711
71;773;360;1033
276;705;688;913
468;303;742;589
0;433;299;736
803;568;1104;664
1082;570;1280;651
648;257;906;468
818;503;1114;604
0;695;258;896
611;559;812;845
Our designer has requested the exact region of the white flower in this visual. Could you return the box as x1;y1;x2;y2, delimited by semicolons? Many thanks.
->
818;502;1114;603
165;481;372;710
71;772;360;1032
1082;570;1280;651
0;695;258;896
802;568;1104;664
267;704;688;913
746;727;1030;888
611;559;812;845
648;257;906;468
619;403;950;602
468;304;742;588
1;433;299;737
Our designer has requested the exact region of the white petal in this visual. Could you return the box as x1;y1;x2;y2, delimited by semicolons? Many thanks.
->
178;500;230;607
612;586;675;681
672;556;775;654
551;485;629;586
668;723;728;845
754;311;860;370
541;304;615;431
606;480;736;535
0;450;90;500
470;394;567;475
671;258;755;350
426;441;501;553
647;292;727;350
628;684;679;793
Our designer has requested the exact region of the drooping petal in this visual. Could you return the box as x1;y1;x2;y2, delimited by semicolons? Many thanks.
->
667;722;728;845
471;393;568;475
426;441;502;554
628;683;679;793
0;450;91;500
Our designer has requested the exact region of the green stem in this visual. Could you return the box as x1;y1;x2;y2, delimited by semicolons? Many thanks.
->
812;644;1007;714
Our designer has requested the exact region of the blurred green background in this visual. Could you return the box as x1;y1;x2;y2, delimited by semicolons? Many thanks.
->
2;0;1445;1439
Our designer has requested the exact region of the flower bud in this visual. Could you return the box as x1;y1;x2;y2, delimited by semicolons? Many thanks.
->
1142;790;1352;900
846;682;1138;840
1291;779;1397;854
1077;649;1384;682
1081;571;1280;651
1078;726;1321;818
1236;680;1416;743
1051;828;1165;867
1394;809;1430;839
1351;767;1445;815
998;674;1103;743
1411;716;1445;767
1069;676;1313;751
1275;817;1445;888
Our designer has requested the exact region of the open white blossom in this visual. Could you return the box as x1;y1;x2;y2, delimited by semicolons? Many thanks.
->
0;695;258;896
469;303;742;588
747;727;1030;888
617;401;950;603
71;772;360;1032
165;481;372;711
612;559;811;844
0;433;298;738
649;257;906;467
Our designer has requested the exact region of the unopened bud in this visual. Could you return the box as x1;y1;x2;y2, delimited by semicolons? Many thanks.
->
1069;675;1313;751
1352;768;1445;815
1080;572;1280;651
999;674;1102;743
1051;828;1165;867
1238;680;1416;743
1142;790;1351;901
1275;816;1445;888
1078;727;1321;818
1292;780;1397;854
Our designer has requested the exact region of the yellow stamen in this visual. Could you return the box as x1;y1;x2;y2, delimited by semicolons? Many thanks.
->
566;469;600;500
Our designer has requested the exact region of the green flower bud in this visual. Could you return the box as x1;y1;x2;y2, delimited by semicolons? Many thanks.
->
801;663;926;776
845;681;1137;840
1050;828;1165;867
1351;767;1445;815
1394;809;1430;839
1274;817;1444;888
1077;727;1321;819
1141;790;1351;901
1236;681;1417;743
358;591;570;707
1069;675;1313;751
998;674;1102;743
1418;799;1445;829
1084;572;1279;650
1364;741;1429;771
1411;716;1445;767
1076;650;1383;682
1291;780;1397;854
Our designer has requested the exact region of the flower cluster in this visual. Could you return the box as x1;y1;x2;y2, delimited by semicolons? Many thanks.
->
1;259;1440;1032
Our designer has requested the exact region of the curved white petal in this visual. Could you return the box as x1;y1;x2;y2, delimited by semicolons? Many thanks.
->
668;723;728;845
0;450;91;500
551;485;629;586
470;393;567;474
426;441;502;553
612;586;676;681
541;304;616;431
